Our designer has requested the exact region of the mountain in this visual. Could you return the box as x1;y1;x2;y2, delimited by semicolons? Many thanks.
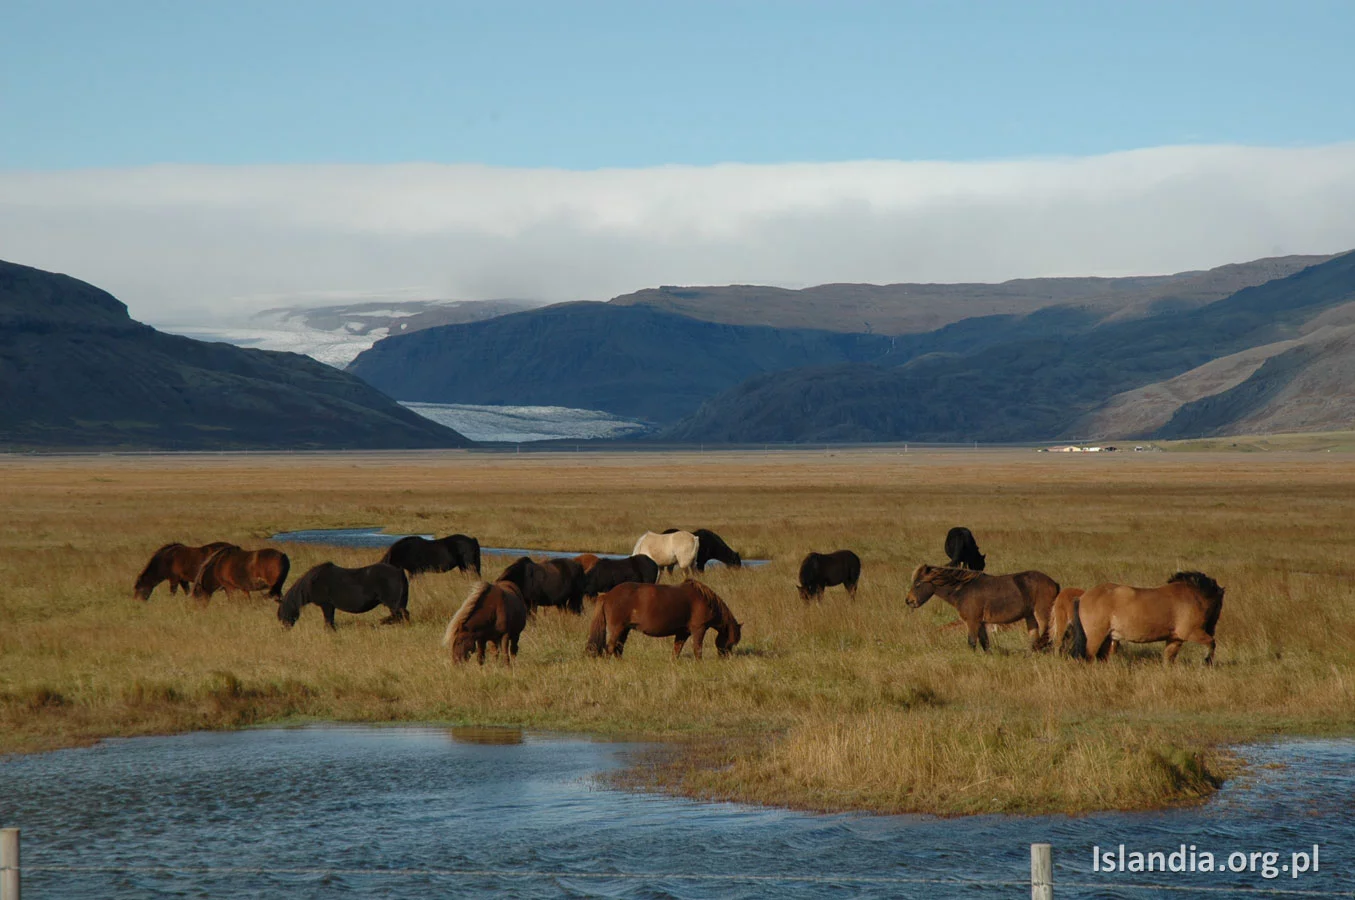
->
0;260;470;450
346;303;896;423
664;251;1355;443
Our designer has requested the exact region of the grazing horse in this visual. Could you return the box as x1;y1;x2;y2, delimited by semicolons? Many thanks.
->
586;580;742;660
496;556;587;613
278;562;410;629
442;581;528;665
191;546;290;602
134;541;236;600
1069;571;1225;665
575;553;601;573
1050;587;1086;654
905;564;1059;652
662;528;743;571
797;550;861;601
381;534;481;576
583;554;661;599
632;531;700;577
944;526;986;571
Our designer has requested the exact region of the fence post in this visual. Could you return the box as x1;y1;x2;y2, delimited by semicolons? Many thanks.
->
1;827;18;900
1031;842;1052;900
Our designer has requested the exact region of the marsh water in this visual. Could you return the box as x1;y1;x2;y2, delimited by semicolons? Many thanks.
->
2;728;1351;898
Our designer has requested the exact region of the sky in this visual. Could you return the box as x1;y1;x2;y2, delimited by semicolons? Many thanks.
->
3;0;1355;322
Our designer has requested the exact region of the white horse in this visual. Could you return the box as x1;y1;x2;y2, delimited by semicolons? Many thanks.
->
632;530;700;577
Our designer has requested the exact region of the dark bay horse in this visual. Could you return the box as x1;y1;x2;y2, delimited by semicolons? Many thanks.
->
663;528;743;571
906;564;1059;652
278;562;410;629
134;541;236;600
496;556;587;613
442;581;528;665
586;580;742;660
798;550;860;601
944;526;986;570
1070;571;1225;665
381;534;481;576
583;554;660;599
191;546;290;602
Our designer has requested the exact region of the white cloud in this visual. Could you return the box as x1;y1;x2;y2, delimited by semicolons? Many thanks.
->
3;144;1355;325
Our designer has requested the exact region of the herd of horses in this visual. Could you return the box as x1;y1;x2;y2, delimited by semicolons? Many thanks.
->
133;524;1225;667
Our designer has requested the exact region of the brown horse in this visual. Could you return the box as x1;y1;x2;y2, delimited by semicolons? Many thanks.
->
443;581;528;665
192;546;290;601
905;564;1060;652
134;541;237;600
586;579;742;660
1050;587;1086;654
1070;571;1224;665
575;553;601;573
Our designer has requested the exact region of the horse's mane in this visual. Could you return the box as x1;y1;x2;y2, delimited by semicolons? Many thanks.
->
278;562;325;621
914;564;985;589
1168;571;1224;603
138;542;185;581
683;579;734;622
444;581;493;647
497;556;532;584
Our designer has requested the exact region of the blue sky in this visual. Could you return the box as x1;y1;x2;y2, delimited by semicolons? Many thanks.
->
3;0;1353;169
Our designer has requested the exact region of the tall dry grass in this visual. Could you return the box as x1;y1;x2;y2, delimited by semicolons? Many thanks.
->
1;449;1353;814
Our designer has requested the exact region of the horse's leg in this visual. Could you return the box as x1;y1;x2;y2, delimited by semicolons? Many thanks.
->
1164;639;1184;665
976;623;990;653
500;635;513;666
1024;613;1045;651
965;618;982;651
322;605;337;630
477;640;487;665
691;626;707;660
611;626;631;658
1185;627;1217;666
672;632;690;660
845;579;858;599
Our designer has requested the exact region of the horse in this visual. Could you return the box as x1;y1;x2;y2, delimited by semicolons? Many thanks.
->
797;550;861;601
496;556;587;613
278;562;410;629
905;564;1060;652
632;531;700;577
944;526;986;570
583;554;660;599
575;553;601;573
586;579;742;660
191;546;290;602
442;580;528;665
1069;571;1225;665
381;534;481;576
134;541;236;600
662;528;743;571
1050;587;1085;654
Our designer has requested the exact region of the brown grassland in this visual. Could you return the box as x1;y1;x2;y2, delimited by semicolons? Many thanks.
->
1;449;1353;816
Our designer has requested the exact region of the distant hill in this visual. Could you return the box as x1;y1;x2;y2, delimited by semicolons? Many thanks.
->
664;251;1355;443
0;260;470;450
610;255;1331;335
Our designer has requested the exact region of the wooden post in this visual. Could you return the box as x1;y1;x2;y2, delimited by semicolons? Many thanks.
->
1;827;18;900
1031;842;1052;900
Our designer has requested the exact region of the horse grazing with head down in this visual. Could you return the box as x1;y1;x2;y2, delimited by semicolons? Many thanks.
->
496;556;587;613
191;546;290;602
798;550;860;601
632;531;699;577
134;541;236;600
586;579;742;660
662;528;742;571
381;534;481;577
278;562;410;629
944;527;986;570
906;564;1059;652
1069;571;1224;665
442;580;528;665
583;554;660;599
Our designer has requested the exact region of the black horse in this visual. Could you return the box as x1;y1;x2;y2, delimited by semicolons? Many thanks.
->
381;534;481;576
496;556;587;613
944;527;986;571
662;528;743;571
583;554;661;599
278;562;410;629
797;550;861;601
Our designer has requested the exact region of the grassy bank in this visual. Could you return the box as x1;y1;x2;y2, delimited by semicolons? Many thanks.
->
2;449;1352;815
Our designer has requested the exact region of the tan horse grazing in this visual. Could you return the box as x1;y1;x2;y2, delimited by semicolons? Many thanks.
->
1070;571;1224;665
1050;587;1086;654
192;546;290;601
574;553;601;573
134;541;237;600
631;531;700;578
443;581;528;665
586;579;741;660
906;564;1060;652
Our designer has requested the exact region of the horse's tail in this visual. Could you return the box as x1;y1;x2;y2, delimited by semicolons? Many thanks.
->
585;597;609;656
444;581;490;648
470;538;482;577
269;553;290;599
1068;598;1088;660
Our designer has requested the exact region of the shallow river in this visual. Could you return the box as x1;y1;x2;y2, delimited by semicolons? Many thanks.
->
2;728;1350;898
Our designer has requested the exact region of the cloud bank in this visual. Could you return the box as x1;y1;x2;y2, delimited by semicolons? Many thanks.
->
3;144;1355;325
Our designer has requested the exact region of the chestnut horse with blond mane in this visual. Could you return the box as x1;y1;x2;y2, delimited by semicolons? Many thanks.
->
443;580;528;665
134;541;236;600
906;564;1059;652
586;579;742;660
1069;571;1224;665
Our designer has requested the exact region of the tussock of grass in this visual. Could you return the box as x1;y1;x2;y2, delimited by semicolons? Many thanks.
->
1;450;1353;814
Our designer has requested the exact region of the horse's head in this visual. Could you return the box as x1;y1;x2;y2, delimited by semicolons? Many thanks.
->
132;573;155;602
277;580;306;628
716;616;743;657
730;551;743;568
450;632;476;663
905;564;935;608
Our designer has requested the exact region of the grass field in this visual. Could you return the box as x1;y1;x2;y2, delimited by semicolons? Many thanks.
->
2;449;1353;816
